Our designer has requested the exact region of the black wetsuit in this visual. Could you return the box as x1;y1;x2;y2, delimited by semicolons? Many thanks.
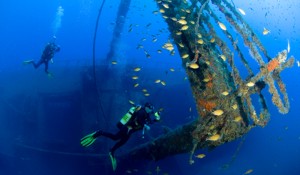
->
32;42;59;74
95;107;156;156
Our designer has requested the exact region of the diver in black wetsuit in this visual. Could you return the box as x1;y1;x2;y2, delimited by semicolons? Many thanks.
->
24;37;60;77
80;102;161;171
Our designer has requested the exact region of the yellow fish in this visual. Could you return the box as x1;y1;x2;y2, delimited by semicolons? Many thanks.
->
134;83;139;87
197;39;204;44
132;76;138;80
176;31;182;35
134;67;141;71
144;93;150;96
178;19;187;25
243;169;253;174
155;79;161;83
206;134;221;141
169;68;175;72
246;82;255;87
181;53;189;59
233;116;242;122
111;61;117;64
195;154;206;159
178;43;184;48
159;9;165;13
219;54;226;61
210;38;215;43
161;81;166;86
263;27;270;35
181;25;189;30
162;3;169;9
212;109;224;116
232;104;238;110
189;63;199;69
221;91;229;96
218;21;227;31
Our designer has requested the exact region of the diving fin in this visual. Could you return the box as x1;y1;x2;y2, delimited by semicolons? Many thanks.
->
109;152;117;171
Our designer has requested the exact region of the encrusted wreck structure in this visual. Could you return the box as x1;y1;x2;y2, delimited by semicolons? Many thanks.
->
123;0;294;163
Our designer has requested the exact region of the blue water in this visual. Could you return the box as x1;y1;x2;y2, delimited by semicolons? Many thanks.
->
0;0;300;175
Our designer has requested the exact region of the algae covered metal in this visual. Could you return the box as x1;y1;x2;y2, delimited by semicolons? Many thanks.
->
125;0;294;161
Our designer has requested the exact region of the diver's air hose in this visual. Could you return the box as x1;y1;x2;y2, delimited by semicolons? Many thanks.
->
92;0;107;126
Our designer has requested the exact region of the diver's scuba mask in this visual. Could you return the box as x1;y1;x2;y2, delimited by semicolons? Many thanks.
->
144;103;154;114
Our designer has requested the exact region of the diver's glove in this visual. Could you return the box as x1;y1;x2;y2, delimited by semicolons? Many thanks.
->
154;111;161;121
144;124;151;131
80;131;98;147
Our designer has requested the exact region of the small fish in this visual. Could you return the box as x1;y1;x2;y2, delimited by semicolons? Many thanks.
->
134;83;139;87
190;21;195;24
111;61;117;64
243;169;253;174
297;60;300;67
181;25;189;30
218;21;227;31
162;3;169;9
155;79;161;83
203;78;210;82
189;63;199;69
212;109;224;116
152;10;159;14
134;67;141;71
132;76;138;80
142;89;147;92
221;91;229;96
152;38;158;42
146;23;152;27
181;53;189;59
237;8;246;15
159;9;165;13
176;31;182;35
136;44;143;49
263;27;270;35
169;68;175;71
178;19;187;25
144;93;150;96
210;38;215;43
233;116;242;122
232;104;238;110
246;82;255;87
195;154;206;159
206;134;221;141
197;39;204;44
171;17;177;21
178;43;184;48
128;100;135;105
128;28;133;32
161;81;166;86
219;54;226;61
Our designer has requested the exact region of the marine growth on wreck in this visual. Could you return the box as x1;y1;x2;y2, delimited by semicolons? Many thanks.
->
125;0;295;162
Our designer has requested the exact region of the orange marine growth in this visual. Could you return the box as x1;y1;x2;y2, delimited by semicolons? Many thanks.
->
267;59;280;72
197;99;216;112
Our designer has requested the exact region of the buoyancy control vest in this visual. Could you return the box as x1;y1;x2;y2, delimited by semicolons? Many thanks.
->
117;105;141;129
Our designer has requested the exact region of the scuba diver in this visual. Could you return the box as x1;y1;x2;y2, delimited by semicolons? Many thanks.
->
80;102;161;171
23;36;60;77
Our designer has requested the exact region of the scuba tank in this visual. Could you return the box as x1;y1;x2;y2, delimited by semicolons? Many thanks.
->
117;105;141;129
